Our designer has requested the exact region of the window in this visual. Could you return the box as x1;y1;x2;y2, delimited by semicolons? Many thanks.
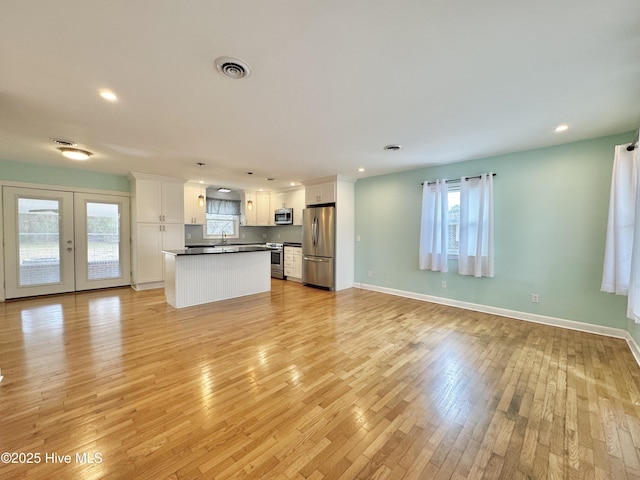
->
447;189;460;256
203;198;241;240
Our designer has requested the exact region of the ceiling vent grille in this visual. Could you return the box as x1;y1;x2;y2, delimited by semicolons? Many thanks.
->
215;57;251;79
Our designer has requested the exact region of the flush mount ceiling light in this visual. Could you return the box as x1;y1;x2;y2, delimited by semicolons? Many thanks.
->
358;167;365;172
99;89;118;102
554;124;569;133
384;144;402;151
59;147;92;161
217;187;232;193
214;56;252;79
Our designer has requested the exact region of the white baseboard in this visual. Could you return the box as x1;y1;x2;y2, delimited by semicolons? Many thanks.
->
354;282;640;368
131;281;164;291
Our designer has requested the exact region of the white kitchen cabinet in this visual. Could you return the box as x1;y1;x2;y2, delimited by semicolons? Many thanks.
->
130;173;186;289
287;188;305;225
305;181;335;206
184;183;207;225
272;188;305;225
243;187;303;225
242;191;257;226
134;178;184;223
135;223;185;284
255;191;271;226
284;246;302;281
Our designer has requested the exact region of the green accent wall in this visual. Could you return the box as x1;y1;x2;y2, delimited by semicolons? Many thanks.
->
0;159;130;192
355;132;634;333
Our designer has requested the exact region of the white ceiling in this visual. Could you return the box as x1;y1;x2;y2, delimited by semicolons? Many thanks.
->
1;1;639;192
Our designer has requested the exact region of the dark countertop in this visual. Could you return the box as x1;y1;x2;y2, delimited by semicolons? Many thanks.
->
185;243;266;247
283;242;302;247
163;246;272;256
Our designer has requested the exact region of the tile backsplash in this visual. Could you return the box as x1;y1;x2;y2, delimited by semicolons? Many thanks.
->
185;224;302;246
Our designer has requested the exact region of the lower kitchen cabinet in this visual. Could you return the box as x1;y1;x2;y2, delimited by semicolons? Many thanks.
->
133;223;185;287
284;246;302;281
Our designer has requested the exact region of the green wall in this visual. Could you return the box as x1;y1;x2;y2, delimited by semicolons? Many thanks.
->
0;159;130;192
355;132;635;332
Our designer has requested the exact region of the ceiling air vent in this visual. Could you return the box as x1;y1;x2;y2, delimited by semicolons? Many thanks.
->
51;138;77;147
214;56;251;79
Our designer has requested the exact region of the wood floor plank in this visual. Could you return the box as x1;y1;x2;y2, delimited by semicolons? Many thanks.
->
2;282;640;479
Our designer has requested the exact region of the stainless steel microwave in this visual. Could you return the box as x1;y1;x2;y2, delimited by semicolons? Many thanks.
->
274;208;293;225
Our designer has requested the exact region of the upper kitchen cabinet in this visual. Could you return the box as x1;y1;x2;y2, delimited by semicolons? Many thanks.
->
278;188;305;225
132;173;185;223
242;188;304;226
255;191;271;226
305;181;336;206
241;190;270;226
242;192;257;226
184;183;207;225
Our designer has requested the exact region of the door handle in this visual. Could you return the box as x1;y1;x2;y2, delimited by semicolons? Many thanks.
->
67;247;73;252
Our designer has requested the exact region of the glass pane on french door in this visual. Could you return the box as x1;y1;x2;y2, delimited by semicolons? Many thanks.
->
87;202;121;280
3;187;76;298
18;198;62;285
74;193;130;291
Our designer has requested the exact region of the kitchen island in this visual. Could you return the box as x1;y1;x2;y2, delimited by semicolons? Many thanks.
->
163;246;271;308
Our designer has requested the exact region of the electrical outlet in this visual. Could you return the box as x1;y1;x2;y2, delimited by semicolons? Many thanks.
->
441;280;447;288
356;235;361;241
186;233;191;240
367;271;373;278
531;293;539;303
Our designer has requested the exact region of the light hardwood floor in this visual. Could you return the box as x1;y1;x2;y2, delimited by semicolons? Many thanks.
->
1;281;640;479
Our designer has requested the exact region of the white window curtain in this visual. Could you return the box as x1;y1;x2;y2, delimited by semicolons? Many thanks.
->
419;179;449;272
601;142;640;322
458;173;494;277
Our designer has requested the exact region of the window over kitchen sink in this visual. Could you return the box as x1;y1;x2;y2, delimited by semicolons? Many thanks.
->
203;198;240;240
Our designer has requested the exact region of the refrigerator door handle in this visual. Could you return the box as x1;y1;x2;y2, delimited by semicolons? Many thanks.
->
312;217;318;247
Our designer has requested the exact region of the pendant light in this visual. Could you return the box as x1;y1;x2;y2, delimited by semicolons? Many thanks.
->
197;163;205;207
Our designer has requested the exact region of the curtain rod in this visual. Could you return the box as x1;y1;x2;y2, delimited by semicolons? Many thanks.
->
421;173;497;186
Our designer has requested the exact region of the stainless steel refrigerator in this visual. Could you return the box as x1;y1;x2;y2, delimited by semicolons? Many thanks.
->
302;205;335;290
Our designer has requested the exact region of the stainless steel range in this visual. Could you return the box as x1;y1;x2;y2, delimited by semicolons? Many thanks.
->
265;242;284;279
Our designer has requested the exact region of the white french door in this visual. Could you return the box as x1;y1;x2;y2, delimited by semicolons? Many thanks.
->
74;193;130;291
3;187;130;299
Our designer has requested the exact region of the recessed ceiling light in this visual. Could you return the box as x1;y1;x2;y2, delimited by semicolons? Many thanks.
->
99;90;118;102
554;124;569;133
59;147;92;161
290;182;296;186
384;144;402;151
217;187;232;193
358;167;365;172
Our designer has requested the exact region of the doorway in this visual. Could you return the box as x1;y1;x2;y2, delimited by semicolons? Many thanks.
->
2;187;130;299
